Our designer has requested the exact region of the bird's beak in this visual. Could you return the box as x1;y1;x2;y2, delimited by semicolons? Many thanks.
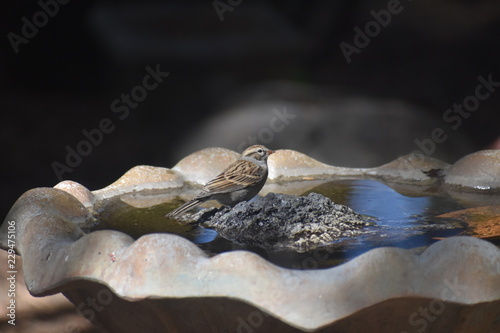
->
268;150;275;155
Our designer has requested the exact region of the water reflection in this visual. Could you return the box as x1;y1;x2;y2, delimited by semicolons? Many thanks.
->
102;178;468;268
269;179;463;269
344;180;430;228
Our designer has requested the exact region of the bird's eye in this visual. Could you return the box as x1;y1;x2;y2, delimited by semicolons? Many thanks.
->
257;148;263;154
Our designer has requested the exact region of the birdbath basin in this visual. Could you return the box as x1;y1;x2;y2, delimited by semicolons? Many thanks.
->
1;148;499;332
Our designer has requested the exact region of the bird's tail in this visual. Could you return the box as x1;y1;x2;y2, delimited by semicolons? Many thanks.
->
166;199;203;219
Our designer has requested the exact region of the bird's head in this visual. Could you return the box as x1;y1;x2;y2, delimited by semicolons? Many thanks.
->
241;145;274;161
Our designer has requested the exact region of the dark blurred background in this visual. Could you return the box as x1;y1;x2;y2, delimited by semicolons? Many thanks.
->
2;0;500;218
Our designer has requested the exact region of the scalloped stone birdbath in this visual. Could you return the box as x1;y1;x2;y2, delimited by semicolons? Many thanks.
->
1;149;499;332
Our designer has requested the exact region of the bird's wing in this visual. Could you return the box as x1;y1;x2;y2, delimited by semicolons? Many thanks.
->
202;160;263;193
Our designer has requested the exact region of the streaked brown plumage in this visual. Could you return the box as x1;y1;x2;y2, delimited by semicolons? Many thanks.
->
166;145;274;218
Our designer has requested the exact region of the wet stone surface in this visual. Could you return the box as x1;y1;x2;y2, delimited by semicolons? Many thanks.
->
185;192;373;251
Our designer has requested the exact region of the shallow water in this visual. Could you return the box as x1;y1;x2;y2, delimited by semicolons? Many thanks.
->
196;179;466;268
95;179;493;269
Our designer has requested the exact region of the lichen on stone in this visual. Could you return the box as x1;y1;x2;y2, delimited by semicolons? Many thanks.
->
190;192;373;251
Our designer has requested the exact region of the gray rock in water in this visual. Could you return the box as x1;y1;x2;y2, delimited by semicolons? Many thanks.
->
193;192;373;251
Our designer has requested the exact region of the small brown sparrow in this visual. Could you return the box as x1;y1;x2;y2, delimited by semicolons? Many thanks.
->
167;145;274;218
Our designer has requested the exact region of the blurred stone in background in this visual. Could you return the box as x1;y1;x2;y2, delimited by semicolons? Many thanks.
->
175;81;476;166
